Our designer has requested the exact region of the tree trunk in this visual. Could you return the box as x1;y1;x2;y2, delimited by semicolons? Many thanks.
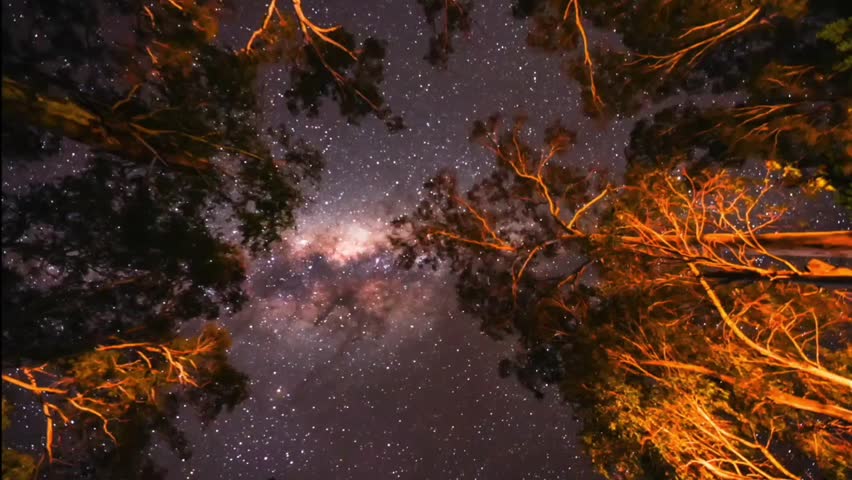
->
614;231;852;259
2;76;210;171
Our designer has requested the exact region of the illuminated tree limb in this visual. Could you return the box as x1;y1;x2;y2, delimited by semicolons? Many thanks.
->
2;328;230;464
292;0;357;60
451;194;513;249
563;0;603;109
633;7;762;74
690;262;852;392
244;0;286;53
428;229;516;252
1;374;68;395
566;185;610;231
627;359;852;423
241;1;388;116
481;130;574;232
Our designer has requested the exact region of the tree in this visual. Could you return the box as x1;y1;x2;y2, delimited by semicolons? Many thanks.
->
0;0;408;358
242;0;404;130
2;325;247;479
392;118;852;478
2;0;400;475
416;0;473;68
590;281;851;479
580;168;851;479
414;1;851;202
524;0;851;203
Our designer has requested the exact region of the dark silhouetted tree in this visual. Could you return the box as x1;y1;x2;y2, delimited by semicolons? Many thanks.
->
2;0;400;476
416;0;473;68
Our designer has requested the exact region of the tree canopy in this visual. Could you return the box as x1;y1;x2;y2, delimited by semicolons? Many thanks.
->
416;0;851;204
2;0;401;476
392;116;851;478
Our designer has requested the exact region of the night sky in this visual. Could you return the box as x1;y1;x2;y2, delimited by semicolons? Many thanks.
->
147;1;614;478
3;1;851;478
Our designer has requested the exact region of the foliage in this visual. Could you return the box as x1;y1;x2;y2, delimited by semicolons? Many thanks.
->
0;0;398;476
393;119;852;479
818;17;852;72
2;325;247;479
2;449;37;480
416;0;473;68
0;0;337;361
414;0;852;203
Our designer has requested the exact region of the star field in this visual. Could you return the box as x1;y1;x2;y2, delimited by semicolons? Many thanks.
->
157;248;595;479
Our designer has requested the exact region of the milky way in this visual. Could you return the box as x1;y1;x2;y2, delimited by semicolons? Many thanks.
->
139;1;628;478
155;244;596;479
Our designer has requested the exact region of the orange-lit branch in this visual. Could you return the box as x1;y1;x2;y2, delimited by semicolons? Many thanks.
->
67;396;117;444
762;65;814;92
2;331;223;463
164;0;185;12
676;16;730;40
513;244;545;299
617;170;852;283
616;342;848;478
606;167;851;476
145;46;159;65
243;1;358;74
690;264;852;392
728;104;812;152
633;7;761;74
111;84;142;112
432;128;614;296
143;6;157;29
566;185;610;231
512;234;586;299
563;0;602;109
451;195;513;250
482;132;575;233
283;1;385;114
428;229;516;252
625;359;852;423
292;0;356;60
244;0;286;53
731;103;798;127
2;374;68;395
